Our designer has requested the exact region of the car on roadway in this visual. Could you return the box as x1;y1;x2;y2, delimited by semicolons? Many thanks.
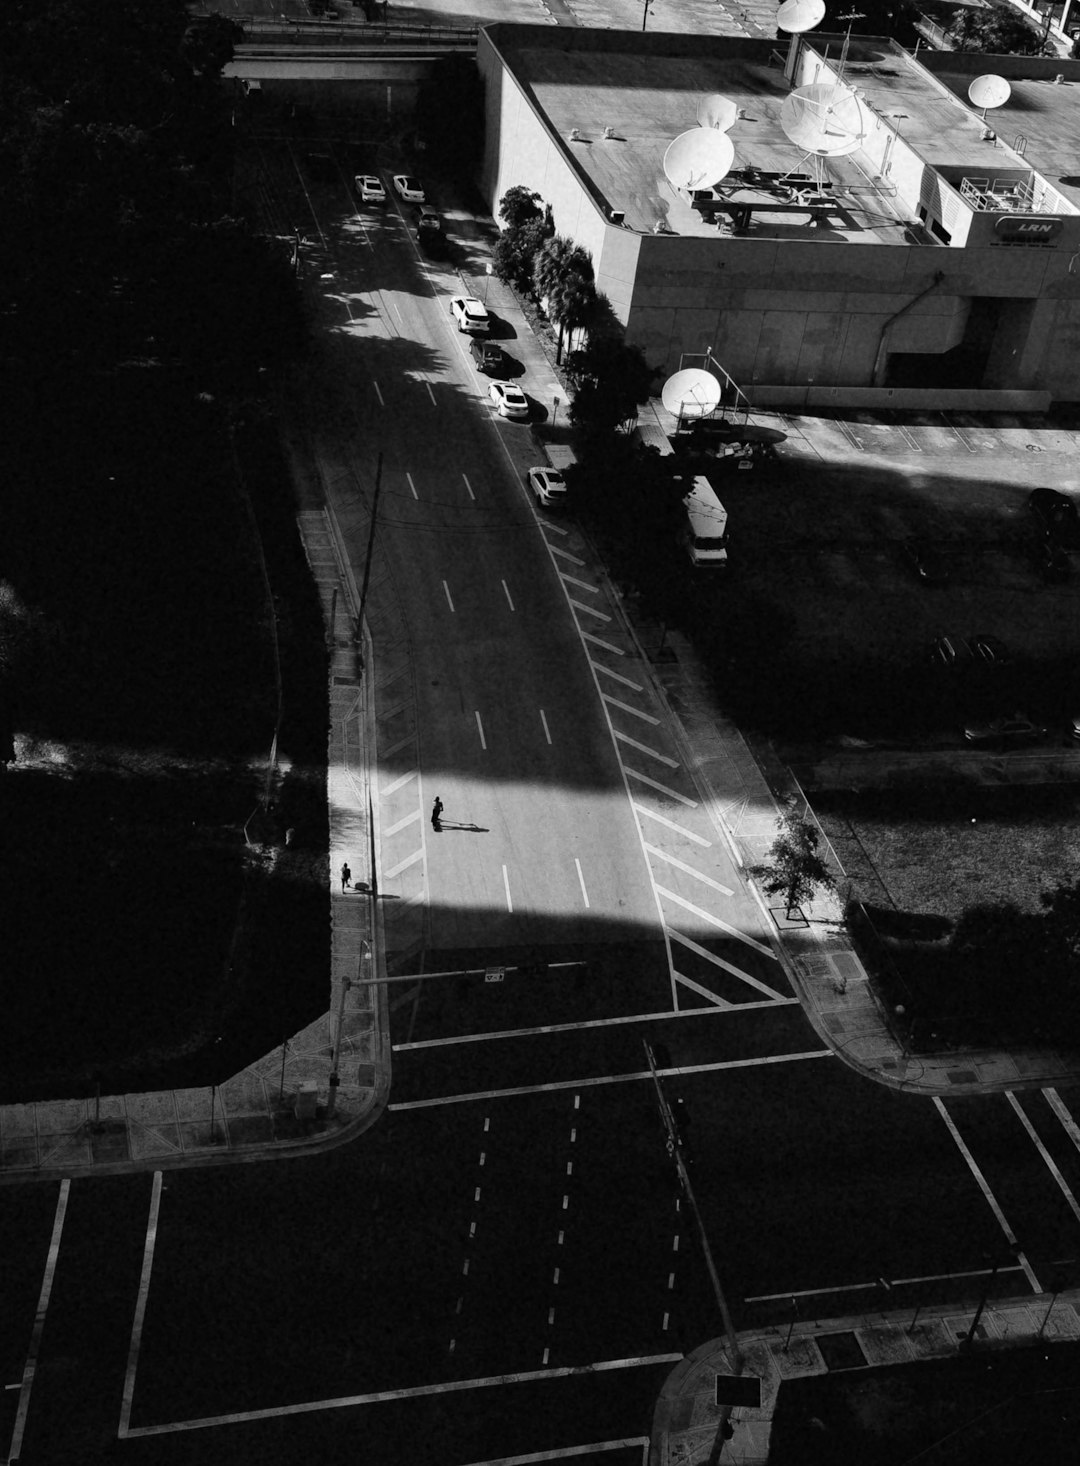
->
927;634;974;670
415;207;447;256
1028;486;1080;547
451;296;490;334
392;174;425;203
526;467;568;509
489;382;529;420
354;174;385;203
469;337;503;373
900;538;951;585
964;711;1042;746
970;634;1010;667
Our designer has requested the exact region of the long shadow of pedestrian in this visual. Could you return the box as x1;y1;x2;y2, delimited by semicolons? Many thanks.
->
438;822;489;833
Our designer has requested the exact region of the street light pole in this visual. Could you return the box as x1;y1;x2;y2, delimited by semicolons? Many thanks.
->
326;939;370;1121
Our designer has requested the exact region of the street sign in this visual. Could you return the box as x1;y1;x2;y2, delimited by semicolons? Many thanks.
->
484;967;505;983
714;1375;761;1407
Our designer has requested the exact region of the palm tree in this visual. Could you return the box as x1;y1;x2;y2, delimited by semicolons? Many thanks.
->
533;235;595;364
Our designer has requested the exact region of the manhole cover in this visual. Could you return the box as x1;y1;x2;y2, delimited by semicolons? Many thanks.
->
816;1331;867;1371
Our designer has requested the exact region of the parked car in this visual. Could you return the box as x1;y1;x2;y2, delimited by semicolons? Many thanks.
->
964;712;1041;745
415;207;446;255
970;634;1010;667
900;538;951;585
1028;486;1080;547
526;467;567;508
928;635;974;669
451;296;490;334
489;382;529;420
354;174;385;203
392;174;425;203
469;337;503;373
1034;538;1070;581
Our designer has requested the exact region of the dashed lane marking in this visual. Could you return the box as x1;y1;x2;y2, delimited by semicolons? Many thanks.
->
372;379;385;406
540;709;552;744
443;580;455;612
615;732;679;768
502;579;515;610
502;864;513;913
658;888;775;959
633;802;711;847
381;767;418;795
575;858;590;909
592;662;643;692
560;573;600;594
603;694;659;725
672;970;731;1008
668;929;787;1002
475;711;487;750
569;598;611;622
643;843;733;896
385;848;424;880
384;808;422;837
407;472;419;500
1006;1092;1080;1226
581;631;625;656
625;769;697;807
462;473;475;500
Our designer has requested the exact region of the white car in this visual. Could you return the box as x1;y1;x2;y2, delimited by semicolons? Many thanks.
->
355;174;385;203
527;467;567;508
490;382;529;420
450;296;490;334
392;174;425;203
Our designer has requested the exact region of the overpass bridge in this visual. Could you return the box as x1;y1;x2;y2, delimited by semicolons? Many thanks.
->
223;16;479;83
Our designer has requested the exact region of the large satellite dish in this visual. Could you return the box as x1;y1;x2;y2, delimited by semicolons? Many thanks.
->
663;128;736;192
968;74;1012;113
780;83;866;157
661;368;722;420
696;93;739;132
777;0;826;32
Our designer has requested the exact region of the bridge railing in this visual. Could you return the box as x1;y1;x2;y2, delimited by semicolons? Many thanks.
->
204;10;480;49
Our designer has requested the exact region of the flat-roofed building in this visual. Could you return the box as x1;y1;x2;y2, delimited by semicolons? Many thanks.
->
477;24;1080;407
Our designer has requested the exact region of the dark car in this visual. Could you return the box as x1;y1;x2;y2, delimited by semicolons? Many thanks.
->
928;634;974;669
469;337;503;373
415;208;447;257
1034;538;1071;581
1028;487;1080;547
900;538;951;585
964;712;1042;746
970;634;1010;667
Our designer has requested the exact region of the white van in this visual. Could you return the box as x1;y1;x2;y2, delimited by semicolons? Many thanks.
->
682;476;728;568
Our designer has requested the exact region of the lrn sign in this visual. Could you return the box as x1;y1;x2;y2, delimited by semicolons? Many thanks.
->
994;216;1064;242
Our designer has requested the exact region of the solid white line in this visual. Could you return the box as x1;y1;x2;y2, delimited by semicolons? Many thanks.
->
119;1171;163;1438
443;580;455;612
549;545;586;565
603;695;659;726
502;579;515;611
1006;1091;1080;1226
463;474;475;501
372;379;384;406
615;731;678;768
668;929;786;1000
426;381;437;407
1045;1088;1080;1152
581;631;624;656
592;662;643;691
8;1180;70;1464
475;711;487;750
933;1097;1041;1292
382;767;418;795
502;864;512;912
644;844;733;895
633;802;712;847
575;858;590;908
746;1263;1029;1304
560;573;600;594
123;1361;680;1438
540;709;552;744
385;808;421;837
626;768;697;807
389;1051;832;1109
569;599;611;622
672;970;731;1008
385;848;424;879
659;889;776;959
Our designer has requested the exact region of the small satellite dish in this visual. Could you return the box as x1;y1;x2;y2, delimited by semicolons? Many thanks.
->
661;368;722;420
968;74;1012;113
696;93;739;132
777;0;826;33
780;83;866;157
663;128;736;191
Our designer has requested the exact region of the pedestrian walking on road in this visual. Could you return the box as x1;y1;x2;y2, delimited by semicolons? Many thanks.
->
431;797;444;833
341;862;352;891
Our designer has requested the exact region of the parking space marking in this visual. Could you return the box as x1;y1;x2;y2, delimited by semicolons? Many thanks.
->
633;803;711;847
7;1180;70;1464
659;889;775;959
644;844;733;896
604;695;660;725
626;768;697;807
1006;1092;1080;1226
615;731;679;767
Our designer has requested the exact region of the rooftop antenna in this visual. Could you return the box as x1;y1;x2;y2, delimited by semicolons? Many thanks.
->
835;11;866;84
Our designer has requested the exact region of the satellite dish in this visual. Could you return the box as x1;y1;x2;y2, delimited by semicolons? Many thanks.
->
968;74;1012;112
663;128;736;191
777;0;826;33
780;83;866;157
661;368;722;420
697;93;739;132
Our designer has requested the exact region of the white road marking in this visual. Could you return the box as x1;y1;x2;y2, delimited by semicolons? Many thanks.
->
746;1262;1029;1303
560;573;600;594
382;767;419;795
385;848;424;879
633;802;712;846
593;662;642;691
672;970;732;1008
118;1171;163;1438
660;889;776;959
615;731;678;767
933;1097;1041;1291
575;858;590;908
549;544;586;565
8;1180;70;1463
502;579;515;610
426;381;437;407
1006;1092;1080;1225
392;302;403;325
462;473;475;501
669;930;785;1001
407;472;419;500
626;768;697;807
603;694;659;725
373;379;385;406
644;844;733;895
475;711;487;750
581;631;624;656
385;808;421;837
443;580;455;612
1045;1087;1080;1151
569;598;611;622
389;1051;832;1109
540;709;552;744
502;864;513;912
540;519;570;536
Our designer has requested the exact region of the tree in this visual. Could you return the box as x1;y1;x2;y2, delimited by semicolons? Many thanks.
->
568;333;657;439
751;811;835;919
844;0;922;47
182;13;243;79
498;185;543;232
533;235;595;364
492;215;548;292
948;4;1045;55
